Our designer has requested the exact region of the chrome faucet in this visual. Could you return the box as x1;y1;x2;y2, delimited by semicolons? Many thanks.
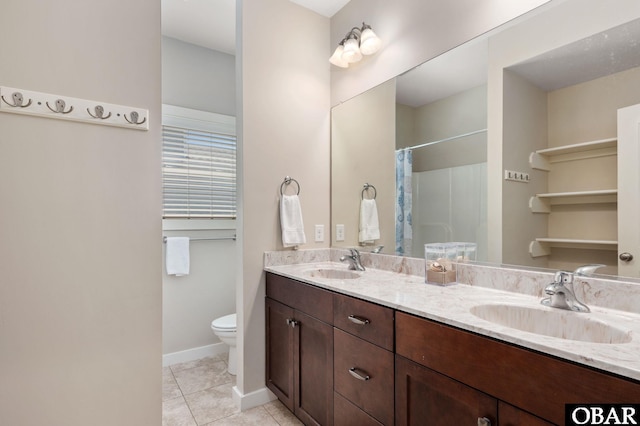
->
340;248;365;271
540;264;605;313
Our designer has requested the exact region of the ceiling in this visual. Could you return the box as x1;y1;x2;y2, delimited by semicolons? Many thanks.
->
508;17;640;92
161;0;351;54
397;14;640;108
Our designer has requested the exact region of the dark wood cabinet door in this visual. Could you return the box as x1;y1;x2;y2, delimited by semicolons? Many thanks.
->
396;355;497;426
265;298;295;411
499;402;555;426
294;310;334;426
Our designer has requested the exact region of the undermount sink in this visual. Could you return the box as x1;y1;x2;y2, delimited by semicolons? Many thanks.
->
304;268;361;280
470;304;632;344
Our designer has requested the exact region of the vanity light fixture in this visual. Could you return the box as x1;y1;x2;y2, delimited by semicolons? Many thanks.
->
330;22;382;68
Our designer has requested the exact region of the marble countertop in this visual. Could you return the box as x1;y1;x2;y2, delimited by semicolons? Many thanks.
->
265;261;640;382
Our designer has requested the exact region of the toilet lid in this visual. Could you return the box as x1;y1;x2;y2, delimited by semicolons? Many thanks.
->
212;313;236;330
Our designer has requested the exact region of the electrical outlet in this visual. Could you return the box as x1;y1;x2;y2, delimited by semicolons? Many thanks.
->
336;224;345;241
315;224;324;242
504;170;530;183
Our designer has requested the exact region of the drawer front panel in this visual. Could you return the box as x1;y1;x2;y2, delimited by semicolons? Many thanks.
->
266;272;333;324
334;328;394;425
395;311;640;425
334;392;383;426
333;293;394;350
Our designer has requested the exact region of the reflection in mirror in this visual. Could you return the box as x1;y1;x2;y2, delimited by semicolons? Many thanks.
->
331;2;640;279
395;36;489;260
497;16;640;277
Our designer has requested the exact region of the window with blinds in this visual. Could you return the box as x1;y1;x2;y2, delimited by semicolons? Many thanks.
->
162;109;237;219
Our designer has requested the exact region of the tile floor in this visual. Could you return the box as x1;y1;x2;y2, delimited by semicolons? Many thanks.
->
163;354;303;426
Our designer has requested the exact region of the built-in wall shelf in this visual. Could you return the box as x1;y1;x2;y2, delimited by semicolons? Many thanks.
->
529;137;617;171
529;189;618;213
529;238;618;257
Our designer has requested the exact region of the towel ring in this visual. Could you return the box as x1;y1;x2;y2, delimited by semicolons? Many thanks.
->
280;176;300;195
361;183;377;200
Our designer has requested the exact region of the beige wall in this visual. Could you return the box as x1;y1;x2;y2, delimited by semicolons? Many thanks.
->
548;66;640;147
236;0;330;403
162;226;236;355
501;70;549;267
330;0;552;106
409;85;487;172
331;79;395;251
0;1;161;425
396;102;416;149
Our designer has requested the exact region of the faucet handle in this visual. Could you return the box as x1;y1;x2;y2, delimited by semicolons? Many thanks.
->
554;270;573;284
574;264;606;276
348;248;360;257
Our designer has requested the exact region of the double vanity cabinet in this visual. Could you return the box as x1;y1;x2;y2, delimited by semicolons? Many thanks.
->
265;272;640;425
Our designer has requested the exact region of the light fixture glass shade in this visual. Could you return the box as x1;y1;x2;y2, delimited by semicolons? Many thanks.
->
329;45;349;68
342;37;362;63
359;28;381;55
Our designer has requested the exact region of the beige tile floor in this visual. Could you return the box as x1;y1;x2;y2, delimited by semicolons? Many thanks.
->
163;354;303;426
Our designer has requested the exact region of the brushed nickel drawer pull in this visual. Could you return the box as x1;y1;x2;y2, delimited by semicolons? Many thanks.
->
477;417;491;426
348;315;370;325
348;367;370;381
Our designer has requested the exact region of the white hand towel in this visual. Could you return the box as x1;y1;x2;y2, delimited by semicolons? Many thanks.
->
359;198;380;243
280;194;306;247
165;237;190;276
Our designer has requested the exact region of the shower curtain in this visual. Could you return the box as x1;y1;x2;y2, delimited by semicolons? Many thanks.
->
395;149;413;256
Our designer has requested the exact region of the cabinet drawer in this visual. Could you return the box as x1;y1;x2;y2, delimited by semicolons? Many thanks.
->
334;328;394;425
333;293;394;350
396;311;640;425
334;392;383;426
266;272;333;324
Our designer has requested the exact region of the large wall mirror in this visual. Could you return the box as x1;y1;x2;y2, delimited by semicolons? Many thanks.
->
331;1;640;279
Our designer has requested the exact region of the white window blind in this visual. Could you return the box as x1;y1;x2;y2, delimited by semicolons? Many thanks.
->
162;106;236;219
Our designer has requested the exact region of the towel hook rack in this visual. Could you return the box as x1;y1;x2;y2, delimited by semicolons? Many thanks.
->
361;183;377;200
280;176;301;195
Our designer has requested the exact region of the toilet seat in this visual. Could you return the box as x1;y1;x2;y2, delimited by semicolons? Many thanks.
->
212;313;236;331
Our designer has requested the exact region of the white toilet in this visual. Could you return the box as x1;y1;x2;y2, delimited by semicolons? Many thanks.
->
211;313;237;375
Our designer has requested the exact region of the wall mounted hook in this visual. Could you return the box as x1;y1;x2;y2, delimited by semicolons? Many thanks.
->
87;105;111;119
46;99;73;114
124;110;146;125
1;92;32;108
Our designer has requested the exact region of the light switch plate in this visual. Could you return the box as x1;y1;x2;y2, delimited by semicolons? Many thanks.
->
315;224;324;242
336;224;345;241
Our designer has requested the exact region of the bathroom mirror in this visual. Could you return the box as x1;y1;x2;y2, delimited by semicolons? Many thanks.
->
331;2;640;278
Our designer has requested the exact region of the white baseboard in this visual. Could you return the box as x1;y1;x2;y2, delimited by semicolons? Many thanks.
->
232;385;276;411
162;342;228;367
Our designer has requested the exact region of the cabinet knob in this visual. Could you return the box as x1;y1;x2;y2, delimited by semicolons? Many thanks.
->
620;252;634;262
347;315;370;325
348;367;371;381
477;417;491;426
